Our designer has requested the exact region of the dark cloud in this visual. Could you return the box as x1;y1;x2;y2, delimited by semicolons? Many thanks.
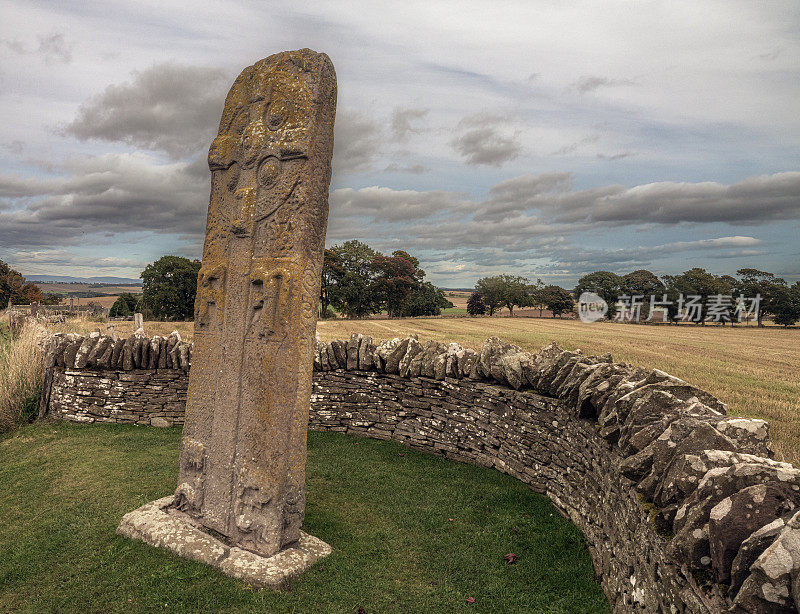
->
64;63;229;159
0;153;208;248
450;113;521;166
390;107;428;141
532;172;800;225
573;76;637;94
478;172;572;221
332;109;382;175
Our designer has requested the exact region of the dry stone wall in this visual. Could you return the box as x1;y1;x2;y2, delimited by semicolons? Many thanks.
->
41;331;800;613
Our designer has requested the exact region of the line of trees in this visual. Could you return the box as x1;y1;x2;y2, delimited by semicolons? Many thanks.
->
575;268;800;326
467;275;577;319
321;240;452;318
111;245;453;322
467;267;800;327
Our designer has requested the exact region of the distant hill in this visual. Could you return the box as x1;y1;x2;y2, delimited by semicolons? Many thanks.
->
24;274;142;285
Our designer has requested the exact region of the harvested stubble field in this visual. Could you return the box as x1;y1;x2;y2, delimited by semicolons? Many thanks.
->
42;314;800;466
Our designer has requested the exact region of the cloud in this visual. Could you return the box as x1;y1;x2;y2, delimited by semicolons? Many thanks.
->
543;236;765;274
390;107;428;141
37;32;73;64
2;32;72;63
330;186;467;222
597;152;635;160
551;134;600;156
9;250;144;270
573;76;637;94
533;172;800;225
64;63;229;159
478;172;572;220
756;47;784;61
384;162;428;174
332;109;382;175
0;153;208;248
450;113;522;166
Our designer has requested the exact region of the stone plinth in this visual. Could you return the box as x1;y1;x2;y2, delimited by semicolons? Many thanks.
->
117;497;330;588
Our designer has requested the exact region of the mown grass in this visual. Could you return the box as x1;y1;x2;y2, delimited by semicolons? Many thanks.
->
317;317;800;466
0;423;609;613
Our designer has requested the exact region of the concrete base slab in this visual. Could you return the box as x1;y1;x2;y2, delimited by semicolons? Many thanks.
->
117;496;331;589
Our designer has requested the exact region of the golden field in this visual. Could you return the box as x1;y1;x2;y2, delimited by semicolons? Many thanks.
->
29;313;800;466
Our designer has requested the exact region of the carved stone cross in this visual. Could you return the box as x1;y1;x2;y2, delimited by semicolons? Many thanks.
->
118;49;336;586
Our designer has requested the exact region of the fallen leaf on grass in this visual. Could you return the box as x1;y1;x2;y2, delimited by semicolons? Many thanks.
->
504;552;519;564
466;597;476;604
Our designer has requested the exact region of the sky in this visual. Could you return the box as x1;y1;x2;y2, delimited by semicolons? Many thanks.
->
1;0;798;288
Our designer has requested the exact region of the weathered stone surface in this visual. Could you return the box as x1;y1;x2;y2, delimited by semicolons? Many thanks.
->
709;482;800;583
731;510;800;613
117;496;330;589
669;459;800;570
170;49;337;560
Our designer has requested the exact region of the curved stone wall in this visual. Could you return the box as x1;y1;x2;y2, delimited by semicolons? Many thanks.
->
41;331;800;613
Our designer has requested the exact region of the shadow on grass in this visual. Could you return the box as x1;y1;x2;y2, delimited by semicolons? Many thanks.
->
0;423;609;613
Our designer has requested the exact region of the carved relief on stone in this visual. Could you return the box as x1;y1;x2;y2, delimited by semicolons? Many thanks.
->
173;437;206;515
195;265;227;331
247;258;292;342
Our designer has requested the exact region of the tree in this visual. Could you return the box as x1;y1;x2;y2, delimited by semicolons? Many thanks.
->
497;274;532;316
402;282;451;317
539;285;575;317
770;283;800;327
466;292;486;316
574;271;623;319
735;269;786;327
0;260;45;306
373;250;424;317
474;276;505;316
109;293;140;317
527;278;546;316
140;256;201;321
662;268;732;324
621;269;664;321
42;293;62;306
319;248;344;317
473;275;531;316
327;240;380;318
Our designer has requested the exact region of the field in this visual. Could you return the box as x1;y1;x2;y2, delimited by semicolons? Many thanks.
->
0;423;608;613
35;282;142;309
33;314;800;466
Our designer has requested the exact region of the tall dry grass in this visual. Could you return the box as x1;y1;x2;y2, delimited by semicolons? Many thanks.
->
0;311;49;433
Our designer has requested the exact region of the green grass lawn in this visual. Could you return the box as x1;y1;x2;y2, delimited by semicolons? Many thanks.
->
0;423;609;613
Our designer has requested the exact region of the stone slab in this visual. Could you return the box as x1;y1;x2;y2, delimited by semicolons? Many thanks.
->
117;496;331;589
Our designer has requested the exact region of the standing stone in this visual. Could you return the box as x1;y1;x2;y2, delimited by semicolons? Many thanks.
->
171;49;336;559
133;312;144;330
